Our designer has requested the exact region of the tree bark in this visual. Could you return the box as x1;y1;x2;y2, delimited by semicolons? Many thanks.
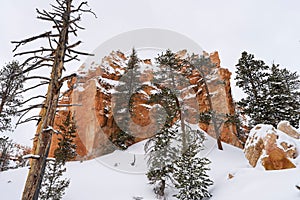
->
21;1;72;199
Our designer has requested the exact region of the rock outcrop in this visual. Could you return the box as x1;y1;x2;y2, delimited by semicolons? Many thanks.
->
198;52;242;148
244;124;298;170
49;50;243;159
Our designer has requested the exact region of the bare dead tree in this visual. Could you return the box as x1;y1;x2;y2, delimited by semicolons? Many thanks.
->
12;1;96;199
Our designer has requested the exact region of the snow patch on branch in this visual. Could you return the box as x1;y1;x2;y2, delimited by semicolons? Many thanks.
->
22;154;40;159
43;126;60;134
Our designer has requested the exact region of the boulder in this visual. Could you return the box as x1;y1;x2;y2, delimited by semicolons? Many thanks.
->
277;121;300;139
244;124;298;170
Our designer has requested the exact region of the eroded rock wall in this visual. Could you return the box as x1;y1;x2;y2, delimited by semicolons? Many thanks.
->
49;50;243;159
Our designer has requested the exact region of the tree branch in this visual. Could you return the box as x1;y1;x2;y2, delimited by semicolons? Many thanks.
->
72;1;97;18
64;55;79;62
24;76;51;82
58;73;77;87
66;41;81;49
16;116;41;126
11;31;52;52
17;104;45;113
14;48;54;57
16;82;48;95
68;49;94;56
19;95;46;105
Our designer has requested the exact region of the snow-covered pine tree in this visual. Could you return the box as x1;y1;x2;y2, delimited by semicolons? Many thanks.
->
266;64;300;127
145;50;215;199
145;123;179;199
173;149;212;200
154;49;190;151
54;111;77;164
190;54;224;150
173;129;213;200
235;52;300;128
145;85;180;199
39;160;70;200
145;49;202;199
0;61;24;132
39;111;77;199
235;51;270;127
112;48;140;149
145;50;181;198
279;67;300;127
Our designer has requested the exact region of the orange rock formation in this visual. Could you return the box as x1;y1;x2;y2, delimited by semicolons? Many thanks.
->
48;50;243;160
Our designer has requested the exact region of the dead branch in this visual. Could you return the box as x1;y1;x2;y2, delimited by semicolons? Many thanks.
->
24;76;51;82
16;116;41;126
23;63;53;74
68;49;94;56
16;104;44;125
58;73;77;86
67;26;78;36
16;82;48;95
66;41;81;49
14;48;53;57
64;55;79;62
69;15;81;24
50;4;65;12
19;95;46;105
11;31;52;52
17;104;45;114
72;1;97;18
22;58;53;73
54;0;64;8
37;9;62;33
20;56;53;68
71;20;85;30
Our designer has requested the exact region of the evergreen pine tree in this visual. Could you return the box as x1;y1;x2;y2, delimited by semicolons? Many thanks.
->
145;50;215;199
112;48;140;149
145;50;182;198
190;54;225;150
145;86;180;199
39;111;77;199
0;61;24;132
145;123;179;199
235;51;270;126
173;129;213;200
266;64;300;127
235;51;300;128
39;160;70;200
154;49;191;151
54;111;77;164
0;136;13;171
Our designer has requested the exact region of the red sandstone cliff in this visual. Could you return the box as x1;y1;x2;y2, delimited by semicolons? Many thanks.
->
48;50;243;159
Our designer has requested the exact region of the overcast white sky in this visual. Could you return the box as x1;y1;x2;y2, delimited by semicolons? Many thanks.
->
1;0;300;145
1;0;300;71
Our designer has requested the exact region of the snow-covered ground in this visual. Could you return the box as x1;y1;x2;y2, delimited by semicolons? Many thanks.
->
1;134;300;200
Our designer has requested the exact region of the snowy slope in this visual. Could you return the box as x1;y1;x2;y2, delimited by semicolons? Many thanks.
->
1;135;300;200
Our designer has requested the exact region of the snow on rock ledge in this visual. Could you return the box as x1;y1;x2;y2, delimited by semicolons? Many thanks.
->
244;124;299;170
